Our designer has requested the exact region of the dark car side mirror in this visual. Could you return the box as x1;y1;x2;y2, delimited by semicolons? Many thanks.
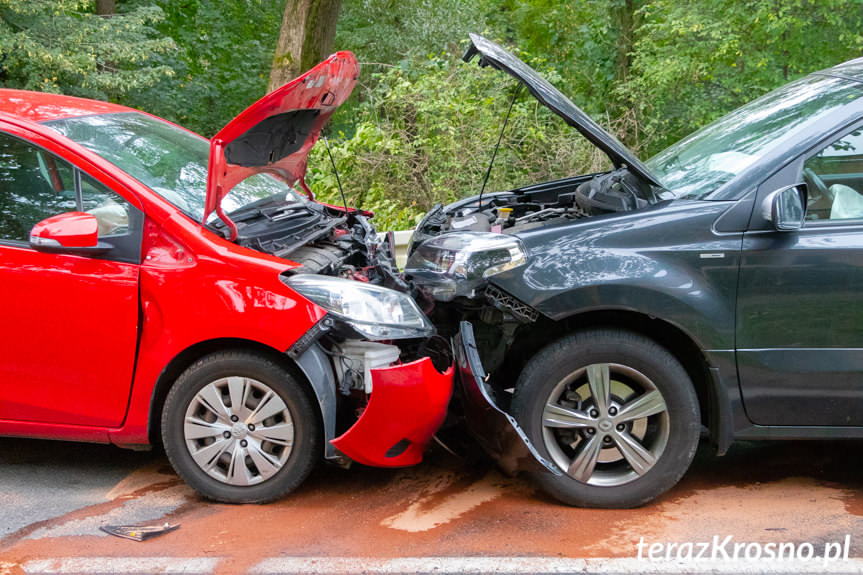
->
763;184;807;231
29;212;111;255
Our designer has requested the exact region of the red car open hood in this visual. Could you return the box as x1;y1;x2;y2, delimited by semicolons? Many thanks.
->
205;51;359;236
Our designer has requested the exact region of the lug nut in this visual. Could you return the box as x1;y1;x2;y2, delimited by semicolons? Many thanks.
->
223;431;231;439
230;415;239;422
617;424;625;431
586;428;596;435
603;436;612;443
589;409;599;418
248;423;256;431
240;440;248;447
608;406;617;416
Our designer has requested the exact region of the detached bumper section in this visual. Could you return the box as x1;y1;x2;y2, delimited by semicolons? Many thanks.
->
454;321;560;476
331;357;454;467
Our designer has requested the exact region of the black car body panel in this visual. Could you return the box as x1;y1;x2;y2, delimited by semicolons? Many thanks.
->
493;200;742;351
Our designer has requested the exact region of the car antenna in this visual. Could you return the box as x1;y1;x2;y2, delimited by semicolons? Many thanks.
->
479;81;523;207
323;129;350;214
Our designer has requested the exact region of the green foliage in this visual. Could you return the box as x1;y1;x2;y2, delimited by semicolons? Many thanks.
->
621;0;863;153
122;0;284;136
0;0;174;100
335;0;490;63
306;51;614;231
490;1;628;116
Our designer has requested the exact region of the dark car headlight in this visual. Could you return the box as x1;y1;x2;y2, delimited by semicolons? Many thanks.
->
404;232;527;301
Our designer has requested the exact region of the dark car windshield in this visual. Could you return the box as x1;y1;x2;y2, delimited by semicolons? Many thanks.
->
45;112;304;221
646;74;863;200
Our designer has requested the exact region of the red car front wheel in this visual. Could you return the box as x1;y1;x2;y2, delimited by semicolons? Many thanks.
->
162;351;320;503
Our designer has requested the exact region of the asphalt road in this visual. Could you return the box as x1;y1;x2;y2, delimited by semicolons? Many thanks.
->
1;436;863;574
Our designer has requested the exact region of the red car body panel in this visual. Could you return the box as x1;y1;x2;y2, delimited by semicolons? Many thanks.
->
331;358;454;467
0;243;139;427
0;89;131;122
0;78;453;470
206;51;359;232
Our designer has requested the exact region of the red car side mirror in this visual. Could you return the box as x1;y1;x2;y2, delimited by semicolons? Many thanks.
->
29;212;109;255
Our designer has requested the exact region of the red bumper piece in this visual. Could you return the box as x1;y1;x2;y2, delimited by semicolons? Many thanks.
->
331;357;454;467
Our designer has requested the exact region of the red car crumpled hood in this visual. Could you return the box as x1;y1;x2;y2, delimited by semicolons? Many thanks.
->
205;51;358;235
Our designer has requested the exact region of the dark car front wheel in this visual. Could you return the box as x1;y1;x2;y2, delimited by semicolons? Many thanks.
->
512;329;700;508
162;351;320;503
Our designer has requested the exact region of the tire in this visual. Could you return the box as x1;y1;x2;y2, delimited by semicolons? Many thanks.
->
511;329;700;508
161;351;320;503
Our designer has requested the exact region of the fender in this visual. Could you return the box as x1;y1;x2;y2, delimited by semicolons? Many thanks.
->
293;343;340;461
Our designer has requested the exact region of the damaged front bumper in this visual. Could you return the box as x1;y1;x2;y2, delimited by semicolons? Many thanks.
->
294;321;556;474
331;357;454;467
453;321;560;476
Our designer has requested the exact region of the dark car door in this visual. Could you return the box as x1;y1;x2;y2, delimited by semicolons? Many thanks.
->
736;123;863;426
0;127;142;428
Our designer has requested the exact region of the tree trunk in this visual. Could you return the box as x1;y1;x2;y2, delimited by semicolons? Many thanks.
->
614;0;637;83
95;0;116;16
268;0;342;92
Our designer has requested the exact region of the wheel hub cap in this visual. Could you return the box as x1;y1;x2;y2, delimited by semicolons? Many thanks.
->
541;362;670;487
231;422;248;439
183;376;295;487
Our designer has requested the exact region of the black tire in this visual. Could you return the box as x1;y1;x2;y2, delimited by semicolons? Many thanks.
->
161;351;320;503
511;329;700;508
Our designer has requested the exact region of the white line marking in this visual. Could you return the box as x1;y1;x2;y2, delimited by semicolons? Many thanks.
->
22;557;220;574
20;556;863;574
249;556;863;574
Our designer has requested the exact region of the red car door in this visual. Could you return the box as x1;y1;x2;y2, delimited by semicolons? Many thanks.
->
0;128;140;428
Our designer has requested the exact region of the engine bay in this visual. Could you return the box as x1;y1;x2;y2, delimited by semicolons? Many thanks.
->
210;193;405;289
410;168;654;250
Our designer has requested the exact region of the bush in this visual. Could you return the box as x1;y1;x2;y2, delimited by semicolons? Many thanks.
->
307;50;618;231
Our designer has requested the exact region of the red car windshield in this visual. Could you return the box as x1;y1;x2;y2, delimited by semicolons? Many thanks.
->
45;111;305;222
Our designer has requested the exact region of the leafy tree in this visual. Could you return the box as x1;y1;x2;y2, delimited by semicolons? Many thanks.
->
332;0;492;131
621;0;863;153
307;51;615;230
122;0;284;137
0;0;174;100
335;0;489;63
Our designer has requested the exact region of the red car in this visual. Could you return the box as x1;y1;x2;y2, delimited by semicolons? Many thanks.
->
0;51;454;503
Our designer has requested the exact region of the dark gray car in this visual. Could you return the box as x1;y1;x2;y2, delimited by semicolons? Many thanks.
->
405;34;863;508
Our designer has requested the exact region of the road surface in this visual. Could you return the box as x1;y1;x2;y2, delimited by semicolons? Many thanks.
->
1;436;862;574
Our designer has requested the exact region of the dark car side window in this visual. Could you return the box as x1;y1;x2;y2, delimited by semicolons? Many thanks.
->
0;132;77;242
0;131;139;249
803;126;863;222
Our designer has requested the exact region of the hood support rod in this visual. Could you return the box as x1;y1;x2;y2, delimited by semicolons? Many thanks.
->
323;130;350;214
479;81;523;208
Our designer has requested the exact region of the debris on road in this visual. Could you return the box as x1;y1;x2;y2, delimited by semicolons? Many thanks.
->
99;523;179;542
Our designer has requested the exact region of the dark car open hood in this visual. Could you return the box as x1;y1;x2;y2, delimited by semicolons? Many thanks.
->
463;33;661;188
205;51;359;236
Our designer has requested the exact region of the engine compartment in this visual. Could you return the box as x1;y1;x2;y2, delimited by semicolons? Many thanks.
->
211;194;404;288
409;169;653;249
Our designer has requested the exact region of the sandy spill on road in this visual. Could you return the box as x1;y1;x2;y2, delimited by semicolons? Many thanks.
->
585;476;863;556
381;470;507;532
